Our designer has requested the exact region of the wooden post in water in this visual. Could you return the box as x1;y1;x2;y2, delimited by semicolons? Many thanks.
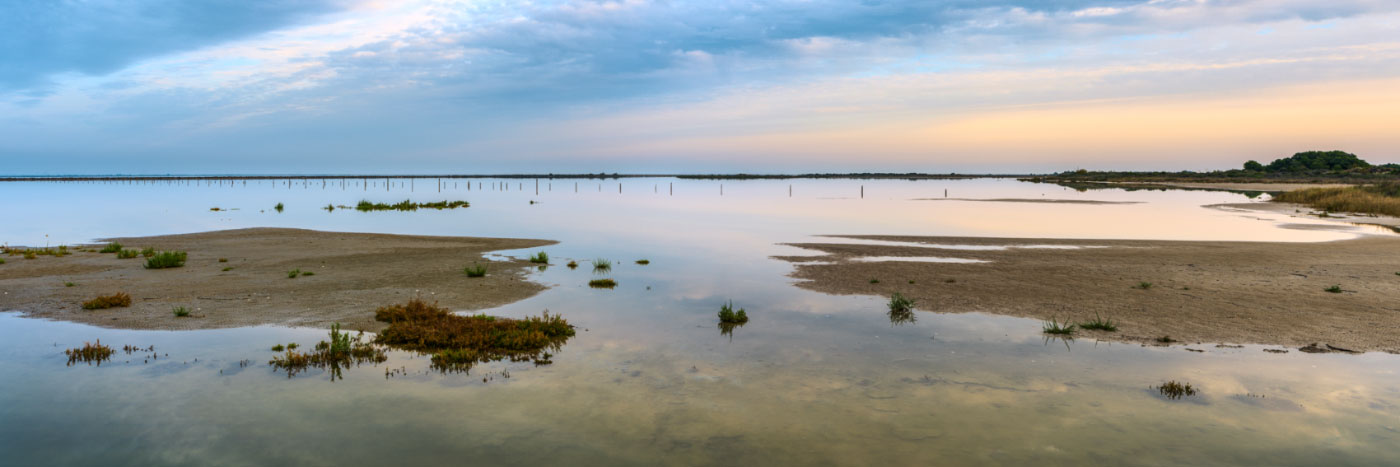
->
860;185;864;198
670;182;673;196
535;179;539;195
721;184;723;196
789;184;792;197
618;183;622;194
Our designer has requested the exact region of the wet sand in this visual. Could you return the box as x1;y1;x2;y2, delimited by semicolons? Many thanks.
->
777;235;1400;353
1209;201;1400;229
0;228;555;331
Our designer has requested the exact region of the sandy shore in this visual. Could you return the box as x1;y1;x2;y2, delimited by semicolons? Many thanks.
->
1207;201;1400;229
913;198;1141;205
777;235;1400;353
0;228;555;331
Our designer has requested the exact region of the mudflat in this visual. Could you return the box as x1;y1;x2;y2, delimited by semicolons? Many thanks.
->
777;234;1400;352
0;228;555;331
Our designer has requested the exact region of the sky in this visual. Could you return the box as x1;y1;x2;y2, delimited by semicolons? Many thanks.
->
1;0;1398;175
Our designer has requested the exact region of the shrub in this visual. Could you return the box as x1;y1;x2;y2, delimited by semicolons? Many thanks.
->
529;251;549;264
371;299;573;373
464;264;487;277
82;292;132;310
172;306;190;317
1324;284;1343;293
65;340;115;366
140;247;156;258
144;251;187;269
99;243;123;254
274;202;284;212
287;269;301;278
116;249;139;259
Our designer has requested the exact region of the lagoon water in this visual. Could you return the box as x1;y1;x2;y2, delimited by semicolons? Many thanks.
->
1;177;1397;466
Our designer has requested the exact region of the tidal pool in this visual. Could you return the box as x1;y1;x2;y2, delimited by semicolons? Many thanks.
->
1;177;1396;465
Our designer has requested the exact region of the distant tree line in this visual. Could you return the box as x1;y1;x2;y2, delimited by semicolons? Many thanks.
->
1032;150;1400;184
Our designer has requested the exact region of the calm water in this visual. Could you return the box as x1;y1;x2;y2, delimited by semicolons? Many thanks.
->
1;178;1397;466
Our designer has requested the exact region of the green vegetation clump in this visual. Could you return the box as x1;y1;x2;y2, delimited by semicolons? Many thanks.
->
218;258;228;263
301;270;315;276
99;243;123;254
869;278;880;284
269;323;388;379
1042;318;1076;335
1156;380;1198;400
566;260;578;269
887;292;915;313
1262;151;1371;173
65;340;115;366
116;249;140;259
635;259;650;265
140;247;156;258
221;267;233;272
591;258;612;272
271;344;285;352
1274;182;1400;217
287;268;302;278
529;251;549;264
82;292;132;310
274;202;284;212
589;278;617;288
718;301;749;324
1135;281;1152;290
64;281;76;287
1324;284;1343;293
172;306;190;317
144;251;187;269
464;264;487;277
354;199;469;212
372;299;573;373
1078;313;1118;331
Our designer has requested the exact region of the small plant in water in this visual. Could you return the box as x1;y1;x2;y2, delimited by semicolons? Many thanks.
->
1155;380;1198;400
287;268;301;278
888;292;915;313
464;264;487;277
1324;284;1343;293
287;343;298;350
589;278;618;288
274;202;284;212
636;259;650;265
1078;312;1118;332
172;306;190;317
528;251;549;264
591;258;612;272
272;344;285;352
65;340;115;366
718;301;749;324
144;251;187;269
82;292;132;310
566;260;578;269
1135;281;1153;289
1042;317;1076;335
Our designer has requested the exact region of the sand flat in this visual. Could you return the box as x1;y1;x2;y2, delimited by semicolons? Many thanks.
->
777;234;1400;352
0;228;555;331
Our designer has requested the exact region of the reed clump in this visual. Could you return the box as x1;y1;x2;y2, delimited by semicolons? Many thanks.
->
529;251;549;264
269;323;387;378
1156;380;1198;400
1042;317;1076;335
372;299;573;373
82;292;132;310
1273;182;1400;217
888;292;915;313
65;340;115;366
591;258;612;272
589;278;618;288
1078;313;1118;331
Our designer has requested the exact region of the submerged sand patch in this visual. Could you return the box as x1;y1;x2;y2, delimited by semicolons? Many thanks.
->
777;235;1400;352
0;228;555;331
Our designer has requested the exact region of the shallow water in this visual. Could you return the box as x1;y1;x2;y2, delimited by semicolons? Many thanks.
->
1;177;1397;466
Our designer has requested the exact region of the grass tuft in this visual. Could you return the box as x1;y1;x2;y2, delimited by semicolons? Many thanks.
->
172;306;190;317
144;251;187;269
269;323;388;379
1078;313;1118;331
1324;284;1343;293
1042;317;1076;335
271;344;285;352
566;260;578;269
888;292;915;313
116;249;139;259
636;259;650;265
218;258;228;263
287;268;301;278
1135;281;1152;289
82;292;132;310
99;243;123;254
591;258;612;272
588;278;618;288
869;278;880;284
274;202;284;212
140;246;155;258
64;281;76;287
464;264;487;277
1273;182;1400;217
529;251;549;264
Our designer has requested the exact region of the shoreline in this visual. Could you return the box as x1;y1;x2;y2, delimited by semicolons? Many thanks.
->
0;228;555;331
777;235;1400;353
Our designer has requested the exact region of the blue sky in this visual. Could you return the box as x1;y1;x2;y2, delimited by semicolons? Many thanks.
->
2;0;1398;174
